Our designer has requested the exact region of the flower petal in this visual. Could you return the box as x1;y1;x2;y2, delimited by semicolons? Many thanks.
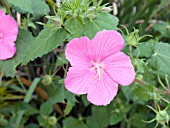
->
0;9;5;16
0;41;16;60
0;14;18;41
91;30;124;59
0;9;18;60
65;67;95;94
65;37;93;67
87;73;118;106
103;52;136;86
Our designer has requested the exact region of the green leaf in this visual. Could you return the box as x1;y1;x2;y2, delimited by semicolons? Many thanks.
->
150;43;170;75
109;113;123;125
6;0;50;17
25;123;39;128
48;77;76;104
39;101;53;116
63;117;88;128
64;101;74;116
87;106;111;128
131;113;146;128
56;54;68;67
83;13;119;39
22;27;68;65
0;28;34;77
24;78;40;103
133;85;154;101
133;59;145;73
65;17;84;40
153;21;170;38
133;39;157;58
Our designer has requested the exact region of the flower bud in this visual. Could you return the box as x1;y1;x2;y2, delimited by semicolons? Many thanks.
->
42;75;52;85
48;116;57;126
125;29;139;47
101;7;112;12
156;110;169;125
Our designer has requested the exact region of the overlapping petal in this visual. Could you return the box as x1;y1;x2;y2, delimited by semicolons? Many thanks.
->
65;67;95;94
0;9;18;60
65;37;93;67
91;30;124;59
87;73;118;106
103;52;136;86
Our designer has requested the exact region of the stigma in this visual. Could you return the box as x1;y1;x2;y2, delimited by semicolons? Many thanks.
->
90;61;105;80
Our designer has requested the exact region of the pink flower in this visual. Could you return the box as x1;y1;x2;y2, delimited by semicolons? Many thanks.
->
65;30;136;106
0;9;18;60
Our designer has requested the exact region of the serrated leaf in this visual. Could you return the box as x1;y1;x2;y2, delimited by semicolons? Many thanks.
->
150;43;170;75
83;13;119;39
6;0;50;17
65;17;84;40
133;85;154;101
0;29;34;77
22;27;68;65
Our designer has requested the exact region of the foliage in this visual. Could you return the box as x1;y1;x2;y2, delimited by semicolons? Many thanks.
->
0;0;170;128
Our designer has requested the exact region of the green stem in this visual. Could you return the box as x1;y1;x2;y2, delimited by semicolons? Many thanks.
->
92;0;97;6
46;0;58;10
1;0;12;16
129;46;133;59
16;75;27;93
157;71;167;90
165;74;169;87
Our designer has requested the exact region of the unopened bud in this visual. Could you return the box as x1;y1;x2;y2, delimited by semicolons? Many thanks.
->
125;29;139;47
156;110;169;125
42;75;52;85
48;116;57;125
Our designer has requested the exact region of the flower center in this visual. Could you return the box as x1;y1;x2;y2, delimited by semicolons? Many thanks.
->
90;61;105;80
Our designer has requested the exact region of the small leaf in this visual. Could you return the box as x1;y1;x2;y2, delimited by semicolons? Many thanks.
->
133;85;154;101
39;101;53;116
133;59;145;73
48;77;76;104
64;101;73;116
109;113;123;125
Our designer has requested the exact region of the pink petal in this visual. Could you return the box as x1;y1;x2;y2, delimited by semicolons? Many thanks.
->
91;30;124;59
0;9;5;16
64;67;95;94
87;73;118;106
103;52;136;86
65;37;92;67
0;41;16;60
0;9;18;60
